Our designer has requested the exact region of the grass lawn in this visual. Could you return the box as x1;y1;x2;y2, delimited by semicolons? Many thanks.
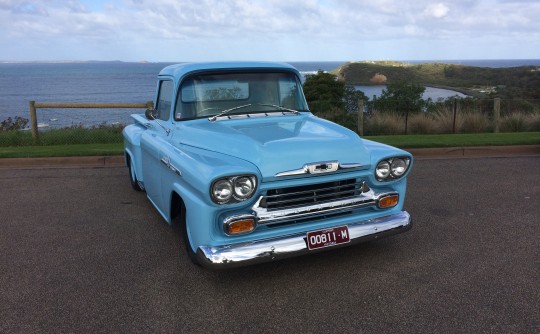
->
366;132;540;148
0;143;123;158
0;132;539;158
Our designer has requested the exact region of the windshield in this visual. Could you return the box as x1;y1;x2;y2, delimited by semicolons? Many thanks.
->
175;71;308;120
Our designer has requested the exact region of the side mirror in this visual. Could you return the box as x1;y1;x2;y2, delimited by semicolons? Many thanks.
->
145;108;157;120
144;108;171;136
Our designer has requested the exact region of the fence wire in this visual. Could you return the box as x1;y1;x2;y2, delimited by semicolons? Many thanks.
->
0;101;152;147
1;99;539;147
309;98;540;136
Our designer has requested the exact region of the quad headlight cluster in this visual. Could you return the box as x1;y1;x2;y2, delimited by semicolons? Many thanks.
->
375;157;411;182
211;175;258;205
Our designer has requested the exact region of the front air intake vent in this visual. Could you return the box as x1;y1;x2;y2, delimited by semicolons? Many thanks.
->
261;179;365;211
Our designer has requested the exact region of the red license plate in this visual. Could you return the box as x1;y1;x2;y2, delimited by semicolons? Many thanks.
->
306;226;350;250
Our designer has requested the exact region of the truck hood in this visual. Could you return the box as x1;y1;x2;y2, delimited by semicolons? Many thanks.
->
175;115;371;180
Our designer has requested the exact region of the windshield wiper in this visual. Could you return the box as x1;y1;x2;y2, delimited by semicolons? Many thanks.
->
257;103;300;114
208;104;252;121
208;103;301;121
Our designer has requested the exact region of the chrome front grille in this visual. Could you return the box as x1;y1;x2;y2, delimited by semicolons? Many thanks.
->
260;179;363;211
253;179;376;225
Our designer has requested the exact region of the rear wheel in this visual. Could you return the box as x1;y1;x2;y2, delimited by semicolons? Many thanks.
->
127;157;143;191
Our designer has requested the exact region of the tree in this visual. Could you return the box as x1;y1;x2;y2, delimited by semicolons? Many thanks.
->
372;81;426;134
303;70;346;112
303;71;367;113
302;71;367;132
343;85;368;114
373;81;426;114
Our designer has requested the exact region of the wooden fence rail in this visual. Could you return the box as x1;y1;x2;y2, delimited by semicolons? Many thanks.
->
29;101;153;144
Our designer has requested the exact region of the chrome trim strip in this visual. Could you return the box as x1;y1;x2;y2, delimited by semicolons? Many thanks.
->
339;163;363;169
253;195;375;224
252;190;398;225
211;111;298;122
196;211;412;269
274;166;308;177
275;161;364;177
160;156;182;176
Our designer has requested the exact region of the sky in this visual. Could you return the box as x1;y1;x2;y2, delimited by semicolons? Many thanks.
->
1;0;539;62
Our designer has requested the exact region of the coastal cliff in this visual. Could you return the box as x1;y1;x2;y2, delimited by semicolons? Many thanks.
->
334;61;540;99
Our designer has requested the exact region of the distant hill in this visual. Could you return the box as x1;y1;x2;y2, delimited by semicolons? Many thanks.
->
334;61;540;100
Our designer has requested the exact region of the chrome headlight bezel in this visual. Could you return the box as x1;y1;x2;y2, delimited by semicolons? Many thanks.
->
375;157;411;182
211;175;258;205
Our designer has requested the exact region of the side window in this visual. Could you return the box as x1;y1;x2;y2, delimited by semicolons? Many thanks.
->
279;77;300;109
156;80;173;121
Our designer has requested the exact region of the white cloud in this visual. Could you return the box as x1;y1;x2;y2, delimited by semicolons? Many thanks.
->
424;3;450;18
0;0;538;61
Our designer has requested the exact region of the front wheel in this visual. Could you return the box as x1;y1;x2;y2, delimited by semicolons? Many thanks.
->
174;201;200;266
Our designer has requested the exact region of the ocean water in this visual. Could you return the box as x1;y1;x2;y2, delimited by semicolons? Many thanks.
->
0;61;343;128
357;85;467;101
0;62;171;128
0;60;538;128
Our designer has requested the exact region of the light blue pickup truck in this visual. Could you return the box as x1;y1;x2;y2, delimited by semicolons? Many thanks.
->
123;62;413;269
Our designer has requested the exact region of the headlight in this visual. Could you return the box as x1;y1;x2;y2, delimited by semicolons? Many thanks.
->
211;175;257;204
234;176;256;200
375;161;391;179
375;157;411;181
391;158;407;177
212;179;233;204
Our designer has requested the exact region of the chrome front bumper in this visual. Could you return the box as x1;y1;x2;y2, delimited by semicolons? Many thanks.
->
196;211;411;269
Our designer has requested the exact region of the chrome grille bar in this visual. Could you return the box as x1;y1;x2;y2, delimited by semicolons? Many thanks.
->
262;179;364;211
263;183;357;200
253;194;377;225
266;189;359;208
252;179;389;225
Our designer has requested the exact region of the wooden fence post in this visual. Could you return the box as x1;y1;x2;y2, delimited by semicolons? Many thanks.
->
404;110;409;135
357;99;364;136
493;97;501;133
29;101;39;144
452;98;458;134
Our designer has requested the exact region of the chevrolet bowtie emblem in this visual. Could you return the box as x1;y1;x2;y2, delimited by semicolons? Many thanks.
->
275;161;362;177
307;162;339;174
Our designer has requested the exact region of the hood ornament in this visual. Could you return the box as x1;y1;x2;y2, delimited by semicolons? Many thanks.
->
275;161;362;177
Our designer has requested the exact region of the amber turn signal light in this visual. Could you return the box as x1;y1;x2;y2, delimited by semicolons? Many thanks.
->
227;219;256;235
378;194;399;208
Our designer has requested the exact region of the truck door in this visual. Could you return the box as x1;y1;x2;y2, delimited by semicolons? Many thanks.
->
140;79;174;213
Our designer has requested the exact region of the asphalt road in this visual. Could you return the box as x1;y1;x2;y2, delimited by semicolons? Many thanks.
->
1;157;538;333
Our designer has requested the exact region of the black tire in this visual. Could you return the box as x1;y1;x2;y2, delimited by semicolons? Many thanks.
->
127;157;143;191
174;201;201;266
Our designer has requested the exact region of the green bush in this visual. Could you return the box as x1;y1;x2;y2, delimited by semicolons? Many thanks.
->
0;122;124;147
1;117;29;132
39;123;124;145
0;130;34;146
